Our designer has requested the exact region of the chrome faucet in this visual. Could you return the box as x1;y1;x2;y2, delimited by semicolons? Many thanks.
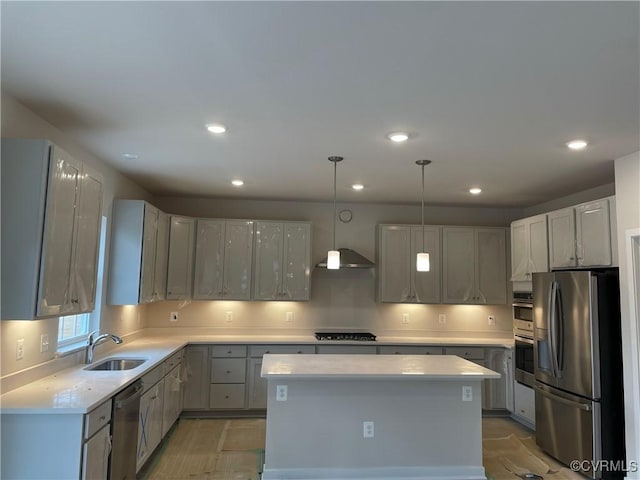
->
85;331;123;364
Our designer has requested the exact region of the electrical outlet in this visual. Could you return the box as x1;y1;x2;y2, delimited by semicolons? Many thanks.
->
40;334;49;353
402;313;409;324
438;314;447;324
363;421;374;438
286;311;294;323
170;311;179;322
488;315;495;326
276;385;288;401
16;339;24;360
462;386;473;402
225;311;233;323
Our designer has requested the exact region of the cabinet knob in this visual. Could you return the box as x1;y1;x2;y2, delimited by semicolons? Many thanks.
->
225;395;229;399
99;415;106;421
265;351;270;354
226;370;231;374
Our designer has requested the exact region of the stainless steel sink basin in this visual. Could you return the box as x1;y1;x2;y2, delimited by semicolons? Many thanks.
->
85;358;146;371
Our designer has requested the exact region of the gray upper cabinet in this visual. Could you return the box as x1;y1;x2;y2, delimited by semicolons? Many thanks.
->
548;197;616;269
253;221;311;301
377;225;441;303
1;139;103;319
510;214;548;282
193;219;254;300
153;211;170;301
107;200;168;305
442;227;507;304
166;216;195;300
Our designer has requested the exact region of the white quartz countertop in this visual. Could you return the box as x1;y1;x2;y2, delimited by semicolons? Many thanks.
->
260;354;501;380
0;331;511;414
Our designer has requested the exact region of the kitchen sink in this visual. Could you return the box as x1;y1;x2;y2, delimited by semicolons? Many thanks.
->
85;358;146;371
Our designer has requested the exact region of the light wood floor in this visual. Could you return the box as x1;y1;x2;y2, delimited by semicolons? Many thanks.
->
140;417;583;480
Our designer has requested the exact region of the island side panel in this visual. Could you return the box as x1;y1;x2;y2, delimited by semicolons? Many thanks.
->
263;378;483;473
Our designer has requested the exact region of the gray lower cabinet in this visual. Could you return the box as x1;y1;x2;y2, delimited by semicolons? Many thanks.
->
136;372;164;472
316;345;377;354
247;345;315;409
82;399;113;480
378;346;443;355
444;346;512;411
209;346;247;409
183;345;210;410
182;343;510;414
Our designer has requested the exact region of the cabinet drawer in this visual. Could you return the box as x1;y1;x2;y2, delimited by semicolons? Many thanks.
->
445;347;485;360
84;399;112;440
249;345;315;357
378;346;444;355
514;382;535;425
211;345;247;358
140;365;164;393
164;350;183;373
211;358;246;383
209;384;246;409
316;345;377;354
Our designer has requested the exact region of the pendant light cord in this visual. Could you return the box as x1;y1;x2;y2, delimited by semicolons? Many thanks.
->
421;163;425;251
333;159;337;250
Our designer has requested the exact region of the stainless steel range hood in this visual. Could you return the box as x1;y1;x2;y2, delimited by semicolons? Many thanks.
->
315;248;375;269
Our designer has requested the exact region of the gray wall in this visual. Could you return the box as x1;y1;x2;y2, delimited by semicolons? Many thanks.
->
614;150;640;476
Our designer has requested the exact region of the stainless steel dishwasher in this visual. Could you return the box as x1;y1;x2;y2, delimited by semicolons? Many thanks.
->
110;380;143;480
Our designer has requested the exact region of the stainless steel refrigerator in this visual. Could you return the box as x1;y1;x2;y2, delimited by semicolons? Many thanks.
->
533;269;625;479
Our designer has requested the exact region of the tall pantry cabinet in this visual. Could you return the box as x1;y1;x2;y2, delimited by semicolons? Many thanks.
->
1;139;103;319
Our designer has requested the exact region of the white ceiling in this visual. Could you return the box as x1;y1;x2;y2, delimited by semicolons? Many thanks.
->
2;2;638;207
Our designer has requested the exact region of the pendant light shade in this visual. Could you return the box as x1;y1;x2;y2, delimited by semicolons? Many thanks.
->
416;160;432;272
327;156;343;270
416;252;430;272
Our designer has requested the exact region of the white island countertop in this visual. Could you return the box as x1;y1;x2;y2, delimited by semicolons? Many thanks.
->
261;354;500;380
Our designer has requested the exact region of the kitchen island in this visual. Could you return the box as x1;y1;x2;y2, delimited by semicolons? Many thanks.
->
261;354;500;480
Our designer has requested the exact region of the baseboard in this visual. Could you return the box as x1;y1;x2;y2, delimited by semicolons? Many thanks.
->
261;465;487;480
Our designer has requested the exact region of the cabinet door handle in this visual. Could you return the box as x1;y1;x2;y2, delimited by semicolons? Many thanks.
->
99;415;106;421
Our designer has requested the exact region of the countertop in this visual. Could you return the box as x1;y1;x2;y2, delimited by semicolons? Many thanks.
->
0;331;513;415
261;354;501;380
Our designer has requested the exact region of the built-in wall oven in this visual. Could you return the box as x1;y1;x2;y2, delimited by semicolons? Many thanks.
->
513;292;535;388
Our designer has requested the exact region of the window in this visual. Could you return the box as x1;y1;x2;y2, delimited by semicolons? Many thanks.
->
57;216;108;350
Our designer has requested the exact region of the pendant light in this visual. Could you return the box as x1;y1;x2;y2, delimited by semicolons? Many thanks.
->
327;156;343;269
416;160;432;272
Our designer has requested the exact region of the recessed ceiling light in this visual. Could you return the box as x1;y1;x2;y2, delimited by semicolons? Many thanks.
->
387;132;409;143
206;124;227;134
566;139;588;150
352;184;364;191
121;153;138;160
231;179;244;186
469;187;482;195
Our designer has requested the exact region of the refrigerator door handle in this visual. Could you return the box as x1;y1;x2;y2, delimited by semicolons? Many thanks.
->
555;284;564;374
548;281;559;378
534;385;591;411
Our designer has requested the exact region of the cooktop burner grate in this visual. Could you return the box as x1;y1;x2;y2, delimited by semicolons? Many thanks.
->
314;332;376;341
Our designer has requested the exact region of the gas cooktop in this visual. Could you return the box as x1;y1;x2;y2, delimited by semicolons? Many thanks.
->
314;332;376;341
